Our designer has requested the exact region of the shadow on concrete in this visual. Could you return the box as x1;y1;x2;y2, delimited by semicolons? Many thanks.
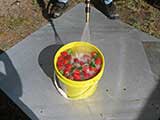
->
0;50;38;120
137;81;160;120
38;44;62;80
136;42;160;120
38;44;64;96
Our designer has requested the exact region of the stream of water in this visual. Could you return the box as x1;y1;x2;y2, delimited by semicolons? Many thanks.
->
81;23;90;42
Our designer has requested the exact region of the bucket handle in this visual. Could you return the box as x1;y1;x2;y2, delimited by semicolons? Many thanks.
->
53;72;71;100
53;72;97;100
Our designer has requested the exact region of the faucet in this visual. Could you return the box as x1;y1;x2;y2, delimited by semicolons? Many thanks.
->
85;0;91;23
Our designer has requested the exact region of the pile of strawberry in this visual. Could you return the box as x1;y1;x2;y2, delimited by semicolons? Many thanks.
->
57;49;102;81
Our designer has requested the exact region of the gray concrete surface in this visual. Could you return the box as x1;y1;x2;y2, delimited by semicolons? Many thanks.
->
0;3;160;120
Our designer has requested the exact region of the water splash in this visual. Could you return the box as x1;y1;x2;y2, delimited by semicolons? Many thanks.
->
81;23;90;42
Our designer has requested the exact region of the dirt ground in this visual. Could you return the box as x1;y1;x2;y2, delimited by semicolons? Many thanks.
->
0;0;160;51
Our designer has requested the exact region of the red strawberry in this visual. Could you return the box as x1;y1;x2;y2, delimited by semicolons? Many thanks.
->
65;64;72;71
65;55;72;61
95;57;102;65
74;58;79;63
73;69;81;80
83;72;91;79
58;56;64;61
63;59;69;65
96;65;101;72
82;65;89;73
89;66;97;72
73;73;81;80
80;61;84;65
64;69;70;76
74;69;80;75
96;68;100;74
57;61;63;66
91;51;97;57
57;64;63;70
61;51;68;57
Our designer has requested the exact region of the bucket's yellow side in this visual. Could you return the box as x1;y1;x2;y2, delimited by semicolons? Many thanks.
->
56;73;98;100
54;41;105;100
66;83;97;99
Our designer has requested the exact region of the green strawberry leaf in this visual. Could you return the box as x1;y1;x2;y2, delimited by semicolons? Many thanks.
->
90;61;96;67
60;70;64;75
93;54;98;59
67;49;72;55
78;66;82;70
71;66;76;72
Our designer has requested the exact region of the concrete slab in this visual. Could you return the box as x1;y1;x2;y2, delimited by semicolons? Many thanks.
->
0;3;160;120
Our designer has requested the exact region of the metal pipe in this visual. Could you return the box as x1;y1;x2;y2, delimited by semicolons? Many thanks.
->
85;0;91;23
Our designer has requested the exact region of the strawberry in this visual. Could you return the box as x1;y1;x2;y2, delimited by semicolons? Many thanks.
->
74;58;79;63
65;64;72;71
65;55;72;61
89;66;97;72
57;64;63;70
61;51;68;57
58;56;64;62
73;69;81;80
73;73;81;80
80;61;84;65
96;68;101;73
91;51;97;57
96;65;101;72
74;69;80;75
83;72;91;79
64;69;70;76
95;57;102;65
63;59;69;65
57;61;63;66
82;65;89;73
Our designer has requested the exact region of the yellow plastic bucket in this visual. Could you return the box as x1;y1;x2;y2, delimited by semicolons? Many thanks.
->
54;41;105;100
